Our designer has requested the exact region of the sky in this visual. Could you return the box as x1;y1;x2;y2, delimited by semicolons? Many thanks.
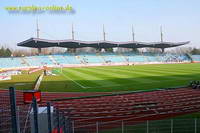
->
0;0;200;49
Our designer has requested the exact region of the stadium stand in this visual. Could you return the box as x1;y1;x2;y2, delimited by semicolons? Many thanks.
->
0;57;26;68
77;53;104;64
0;52;194;68
1;87;200;132
191;55;200;61
51;88;200;132
100;52;125;63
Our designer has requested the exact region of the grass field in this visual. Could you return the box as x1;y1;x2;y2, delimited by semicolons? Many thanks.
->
0;63;200;92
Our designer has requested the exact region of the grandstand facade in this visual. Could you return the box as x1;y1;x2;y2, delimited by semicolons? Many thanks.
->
0;52;195;69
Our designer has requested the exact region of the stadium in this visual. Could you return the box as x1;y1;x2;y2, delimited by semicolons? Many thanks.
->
1;24;200;133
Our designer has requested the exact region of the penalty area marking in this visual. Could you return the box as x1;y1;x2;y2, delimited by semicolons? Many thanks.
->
56;69;88;89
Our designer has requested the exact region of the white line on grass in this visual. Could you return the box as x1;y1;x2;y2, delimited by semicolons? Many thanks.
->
56;69;87;89
56;68;194;90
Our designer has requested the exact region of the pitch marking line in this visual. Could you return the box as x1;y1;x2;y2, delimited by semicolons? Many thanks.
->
56;69;88;89
57;68;195;90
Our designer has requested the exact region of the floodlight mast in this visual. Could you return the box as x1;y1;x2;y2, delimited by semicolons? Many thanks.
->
72;23;75;40
132;25;135;42
131;25;138;53
103;24;106;41
36;19;40;39
160;26;165;53
36;19;41;54
160;26;163;42
70;23;76;53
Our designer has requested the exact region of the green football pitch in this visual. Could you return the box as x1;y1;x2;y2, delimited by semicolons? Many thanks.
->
0;63;200;92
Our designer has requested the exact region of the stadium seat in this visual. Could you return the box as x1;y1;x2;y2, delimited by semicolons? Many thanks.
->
0;52;192;68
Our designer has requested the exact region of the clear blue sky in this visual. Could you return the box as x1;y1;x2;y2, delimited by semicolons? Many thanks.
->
0;0;200;49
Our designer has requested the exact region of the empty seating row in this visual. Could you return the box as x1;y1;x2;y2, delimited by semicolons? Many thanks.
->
192;55;200;61
0;52;192;68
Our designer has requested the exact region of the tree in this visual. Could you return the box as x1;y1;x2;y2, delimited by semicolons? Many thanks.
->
5;48;12;57
190;48;200;55
105;48;113;52
67;48;76;53
0;47;4;57
0;47;12;57
132;48;139;53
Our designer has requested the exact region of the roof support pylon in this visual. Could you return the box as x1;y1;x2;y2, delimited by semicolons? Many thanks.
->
160;26;163;42
132;25;135;42
36;19;40;39
103;24;106;41
161;48;165;53
38;48;41;54
72;23;75;40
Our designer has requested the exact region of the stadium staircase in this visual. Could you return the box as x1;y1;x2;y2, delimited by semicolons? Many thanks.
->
118;52;129;63
77;55;86;64
25;56;40;67
20;57;30;66
185;53;193;62
49;55;58;65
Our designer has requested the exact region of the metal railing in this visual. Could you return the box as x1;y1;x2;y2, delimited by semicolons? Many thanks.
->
72;118;200;133
1;87;200;133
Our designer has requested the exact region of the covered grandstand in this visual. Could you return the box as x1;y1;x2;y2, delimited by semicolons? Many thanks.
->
17;38;190;53
0;35;196;69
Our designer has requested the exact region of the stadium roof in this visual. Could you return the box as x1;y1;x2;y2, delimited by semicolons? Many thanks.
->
17;38;190;49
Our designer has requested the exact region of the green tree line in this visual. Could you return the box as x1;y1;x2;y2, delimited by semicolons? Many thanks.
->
190;48;200;55
0;47;12;57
